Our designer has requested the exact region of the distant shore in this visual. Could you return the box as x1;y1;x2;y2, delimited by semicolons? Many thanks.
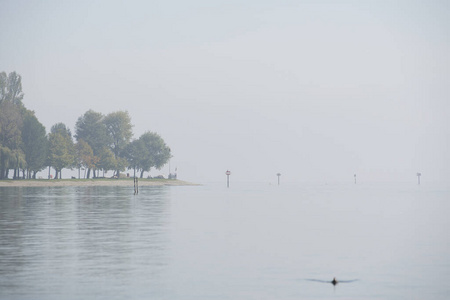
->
0;178;199;187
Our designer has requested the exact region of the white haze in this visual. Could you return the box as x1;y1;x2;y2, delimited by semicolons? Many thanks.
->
1;0;449;184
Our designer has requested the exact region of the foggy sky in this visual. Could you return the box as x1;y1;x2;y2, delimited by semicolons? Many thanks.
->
1;0;449;184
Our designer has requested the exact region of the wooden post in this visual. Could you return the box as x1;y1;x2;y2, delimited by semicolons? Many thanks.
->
134;177;139;195
134;168;139;195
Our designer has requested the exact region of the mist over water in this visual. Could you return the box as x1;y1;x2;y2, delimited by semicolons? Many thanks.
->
1;1;449;184
1;183;449;299
1;2;449;298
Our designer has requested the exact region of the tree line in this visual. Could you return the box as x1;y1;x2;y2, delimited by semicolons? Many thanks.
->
0;71;171;180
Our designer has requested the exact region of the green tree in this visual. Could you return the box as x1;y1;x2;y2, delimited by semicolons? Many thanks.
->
75;139;98;179
0;71;25;179
124;139;144;177
48;123;75;179
97;146;116;177
0;71;24;105
0;101;23;179
103;111;133;177
125;131;171;178
139;131;171;178
0;146;14;179
21;111;48;178
12;149;26;179
74;110;110;178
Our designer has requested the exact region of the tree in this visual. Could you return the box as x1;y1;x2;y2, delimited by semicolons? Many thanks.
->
139;131;171;178
0;101;23;179
12;149;26;179
21;111;48;178
51;122;73;137
0;145;14;179
103;111;133;176
125;131;171;178
97;146;116;177
75;139;98;178
75;110;110;178
124;139;144;177
48;123;75;179
74;110;111;177
0;71;24;105
0;71;25;179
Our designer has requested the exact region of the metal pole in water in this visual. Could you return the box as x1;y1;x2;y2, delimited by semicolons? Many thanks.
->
134;177;139;195
226;170;231;188
417;172;421;185
134;168;138;195
354;174;356;184
277;173;281;185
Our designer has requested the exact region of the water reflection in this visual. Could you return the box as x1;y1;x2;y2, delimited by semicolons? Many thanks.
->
0;186;170;298
1;183;449;299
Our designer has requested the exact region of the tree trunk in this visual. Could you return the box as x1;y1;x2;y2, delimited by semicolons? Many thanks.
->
87;168;91;179
140;169;144;178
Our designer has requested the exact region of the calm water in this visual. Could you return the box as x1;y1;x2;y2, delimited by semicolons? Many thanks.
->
0;182;449;299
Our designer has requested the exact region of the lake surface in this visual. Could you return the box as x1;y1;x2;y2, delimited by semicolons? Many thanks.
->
0;182;449;299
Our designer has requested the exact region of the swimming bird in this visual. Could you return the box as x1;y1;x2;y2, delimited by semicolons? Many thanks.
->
305;277;358;286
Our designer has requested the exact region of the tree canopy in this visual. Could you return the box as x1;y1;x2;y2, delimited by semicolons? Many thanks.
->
104;111;133;176
48;123;75;179
0;72;25;179
0;71;173;180
125;131;172;178
21;111;48;178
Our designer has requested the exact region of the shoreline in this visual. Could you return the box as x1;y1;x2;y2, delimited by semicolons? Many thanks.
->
0;178;200;188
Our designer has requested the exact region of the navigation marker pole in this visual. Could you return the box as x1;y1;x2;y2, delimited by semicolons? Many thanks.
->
226;170;231;188
134;169;139;195
277;173;281;185
417;172;421;185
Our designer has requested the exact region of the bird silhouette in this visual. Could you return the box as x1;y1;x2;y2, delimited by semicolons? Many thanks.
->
305;277;358;286
332;277;338;285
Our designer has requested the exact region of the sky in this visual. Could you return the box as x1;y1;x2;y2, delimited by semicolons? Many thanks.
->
1;0;449;184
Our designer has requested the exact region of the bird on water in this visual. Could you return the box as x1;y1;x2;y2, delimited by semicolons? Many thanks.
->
331;277;338;285
305;277;358;285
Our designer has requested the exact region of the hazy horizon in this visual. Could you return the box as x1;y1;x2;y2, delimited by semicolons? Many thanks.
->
1;0;449;184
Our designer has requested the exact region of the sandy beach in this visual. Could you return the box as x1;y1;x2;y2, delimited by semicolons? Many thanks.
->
0;178;199;187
